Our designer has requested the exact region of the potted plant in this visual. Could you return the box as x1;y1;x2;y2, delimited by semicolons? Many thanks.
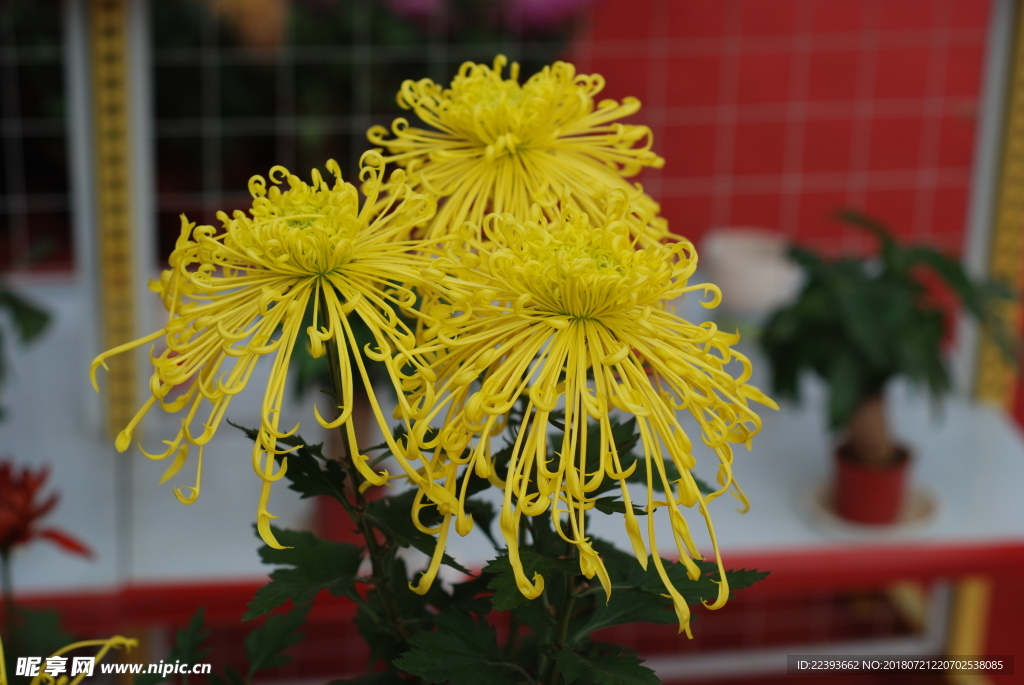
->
760;210;1012;524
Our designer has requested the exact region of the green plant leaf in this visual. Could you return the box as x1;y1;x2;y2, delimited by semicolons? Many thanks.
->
723;567;771;591
245;604;310;679
245;526;363;620
590;539;768;605
825;350;867;429
592;498;646;516
207;666;247;685
0;287;50;343
8;607;74;660
135;607;211;685
393;612;528;685
364;490;470;575
329;673;408;685
228;421;347;502
484;549;577;611
573;590;677;638
556;648;660;685
354;595;404;669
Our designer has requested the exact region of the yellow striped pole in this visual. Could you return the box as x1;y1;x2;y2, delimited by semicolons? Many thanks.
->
975;1;1024;408
90;0;136;439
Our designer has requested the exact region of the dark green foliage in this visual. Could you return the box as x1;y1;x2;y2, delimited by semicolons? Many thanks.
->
484;549;578;611
232;401;768;684
134;608;211;685
0;283;50;419
245;604;311;678
245;527;363;620
556;648;660;685
365;490;471;575
229;420;350;502
3;607;74;680
394;613;529;685
761;210;1015;428
138;605;308;685
331;674;409;685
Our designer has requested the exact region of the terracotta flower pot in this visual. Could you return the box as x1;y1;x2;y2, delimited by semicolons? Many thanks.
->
833;443;911;525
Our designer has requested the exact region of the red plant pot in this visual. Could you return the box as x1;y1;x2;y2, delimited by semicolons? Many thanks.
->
834;444;910;525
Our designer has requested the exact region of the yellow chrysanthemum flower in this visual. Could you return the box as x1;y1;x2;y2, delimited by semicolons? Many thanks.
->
405;190;776;635
90;153;445;548
367;55;667;245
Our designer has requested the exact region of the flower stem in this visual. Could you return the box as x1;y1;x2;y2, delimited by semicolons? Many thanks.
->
539;547;578;685
321;307;410;646
1;551;13;640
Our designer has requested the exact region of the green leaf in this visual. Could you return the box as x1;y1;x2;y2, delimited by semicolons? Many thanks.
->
723;567;771;591
393;612;527;685
329;673;408;685
245;604;310;679
245;526;363;620
354;591;406;668
589;539;768;606
364;490;470;575
228;421;347;503
9;607;73;658
484;549;577;611
0;287;50;343
826;350;867;429
556;649;660;685
592;497;646;516
135;607;211;685
208;666;246;685
573;590;677;638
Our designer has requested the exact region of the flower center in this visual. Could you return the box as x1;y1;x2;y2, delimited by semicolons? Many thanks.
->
215;170;366;278
486;221;662;321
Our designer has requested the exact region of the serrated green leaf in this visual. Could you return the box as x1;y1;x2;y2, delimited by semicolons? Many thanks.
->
135;607;211;685
7;607;73;660
228;421;346;502
592;497;646;516
724;567;771;591
208;665;246;685
556;649;660;685
245;526;363;620
572;590;676;640
246;604;310;678
0;287;50;343
393;612;528;685
329;673;408;685
364;490;470;575
589;539;768;605
484;549;577;611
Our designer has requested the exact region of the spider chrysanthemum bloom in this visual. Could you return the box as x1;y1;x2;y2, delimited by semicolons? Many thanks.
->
90;153;446;548
367;55;667;245
405;190;776;635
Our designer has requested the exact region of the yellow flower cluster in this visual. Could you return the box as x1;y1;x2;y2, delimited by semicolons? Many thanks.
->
91;153;443;548
405;190;775;633
368;55;668;247
91;57;775;636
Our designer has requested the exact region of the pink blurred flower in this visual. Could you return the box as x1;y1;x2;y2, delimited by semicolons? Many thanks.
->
506;0;592;29
387;0;444;21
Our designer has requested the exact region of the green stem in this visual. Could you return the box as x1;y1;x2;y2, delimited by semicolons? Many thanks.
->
539;549;578;685
0;550;13;639
321;310;410;647
503;612;520;657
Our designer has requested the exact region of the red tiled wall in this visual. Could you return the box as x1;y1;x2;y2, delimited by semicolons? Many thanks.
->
567;0;990;256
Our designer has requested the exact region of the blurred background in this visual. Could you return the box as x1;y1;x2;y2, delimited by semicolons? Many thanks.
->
1;0;1023;683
